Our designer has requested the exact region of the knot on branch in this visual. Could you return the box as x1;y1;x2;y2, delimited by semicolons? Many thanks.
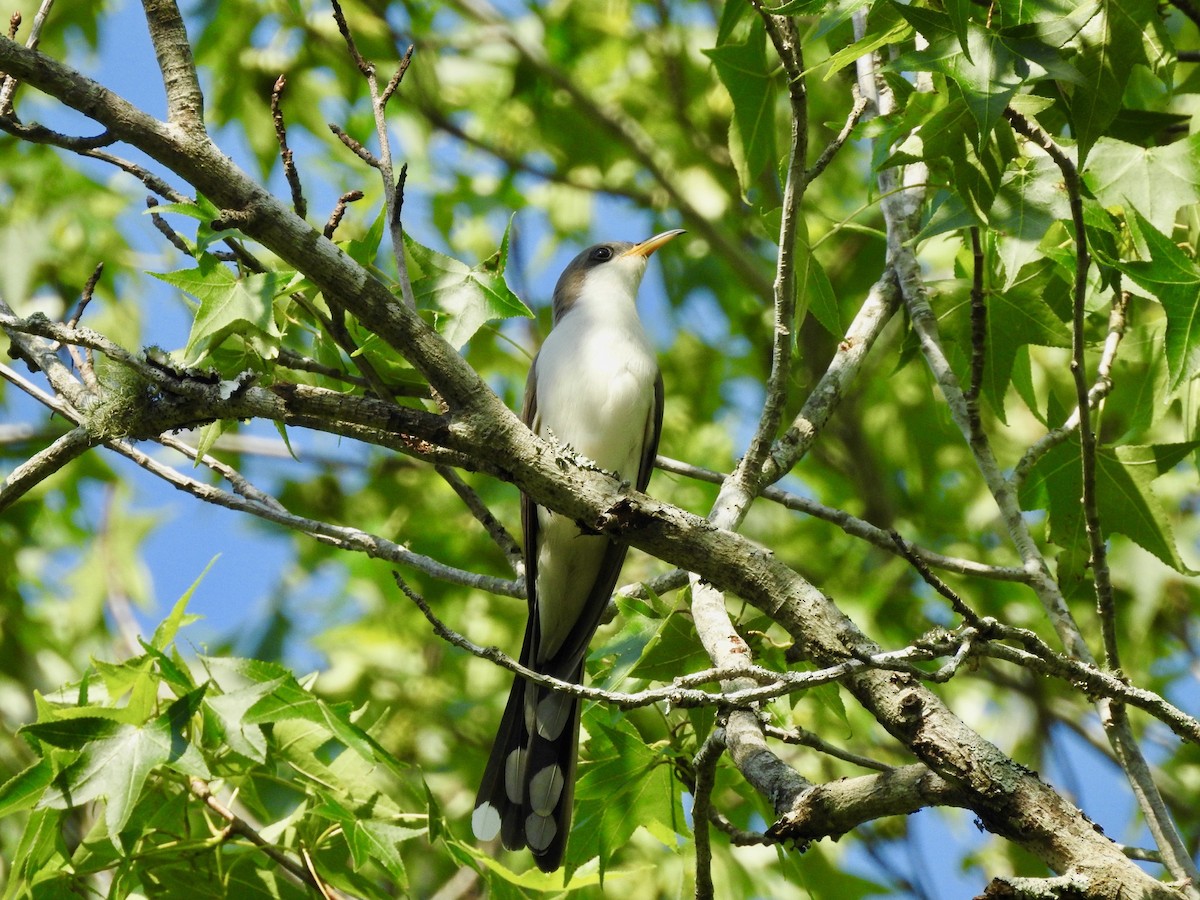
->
765;786;827;849
210;207;257;231
594;495;654;535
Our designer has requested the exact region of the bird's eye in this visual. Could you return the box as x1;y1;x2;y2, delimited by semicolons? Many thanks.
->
590;246;613;262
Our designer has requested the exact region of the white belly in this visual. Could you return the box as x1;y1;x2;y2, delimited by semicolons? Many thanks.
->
531;315;657;661
533;317;657;478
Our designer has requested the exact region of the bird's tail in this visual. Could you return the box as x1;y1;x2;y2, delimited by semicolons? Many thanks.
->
473;655;583;873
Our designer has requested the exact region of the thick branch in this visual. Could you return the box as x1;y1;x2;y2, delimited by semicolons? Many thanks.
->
768;764;971;845
140;0;204;130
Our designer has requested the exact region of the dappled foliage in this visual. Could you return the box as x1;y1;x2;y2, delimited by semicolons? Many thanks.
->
2;1;1200;898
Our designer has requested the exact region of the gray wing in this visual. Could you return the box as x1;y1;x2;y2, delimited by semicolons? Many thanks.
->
520;354;541;613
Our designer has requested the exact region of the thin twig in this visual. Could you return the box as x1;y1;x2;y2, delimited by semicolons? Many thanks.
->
0;0;53;114
692;730;724;900
709;809;773;846
0;425;100;513
804;91;868;184
1001;109;1118;673
188;777;344;898
328;122;379;167
762;723;894;772
0;115;114;149
394;570;991;710
323;189;364;239
999;117;1198;886
732;4;807;502
1012;291;1129;489
381;43;414;107
66;262;104;387
67;263;104;330
659;455;1029;583
330;0;415;307
89;150;189;202
147;195;195;255
965;227;986;412
270;74;307;218
435;465;524;573
889;530;984;626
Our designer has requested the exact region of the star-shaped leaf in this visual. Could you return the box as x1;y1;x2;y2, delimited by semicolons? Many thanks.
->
1084;135;1200;236
703;17;777;197
152;255;290;363
404;222;531;350
1020;438;1200;574
1115;213;1200;393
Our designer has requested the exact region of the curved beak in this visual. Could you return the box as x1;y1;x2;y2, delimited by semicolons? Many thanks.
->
620;228;686;259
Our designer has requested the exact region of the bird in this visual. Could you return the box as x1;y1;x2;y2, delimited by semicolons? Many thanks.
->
472;229;683;872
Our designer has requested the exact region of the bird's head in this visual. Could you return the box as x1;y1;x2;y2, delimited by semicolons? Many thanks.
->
551;229;684;323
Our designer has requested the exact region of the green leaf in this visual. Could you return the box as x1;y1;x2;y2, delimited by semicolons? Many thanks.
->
3;807;68;897
152;256;291;363
347;819;422;885
1021;438;1200;574
990;153;1072;287
404;228;532;349
150;557;214;650
217;657;407;778
193;419;227;464
820;4;908;81
798;231;840;337
1114;213;1200;392
1084;135;1200;236
202;673;284;764
31;716;171;836
981;274;1072;419
629;611;708;681
570;713;678;878
0;758;55;817
1068;0;1159;161
765;0;827;14
894;8;1030;143
916;95;1019;224
703;17;778;196
343;207;387;268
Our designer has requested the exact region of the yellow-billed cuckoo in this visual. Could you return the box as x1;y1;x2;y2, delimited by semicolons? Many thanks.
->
472;229;684;871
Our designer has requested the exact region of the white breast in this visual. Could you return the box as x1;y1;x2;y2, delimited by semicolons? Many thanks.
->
533;310;657;479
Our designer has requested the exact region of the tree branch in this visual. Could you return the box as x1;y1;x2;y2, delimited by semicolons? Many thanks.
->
659;455;1030;583
767;764;971;845
691;729;723;900
0;425;101;513
140;0;205;131
1004;107;1198;889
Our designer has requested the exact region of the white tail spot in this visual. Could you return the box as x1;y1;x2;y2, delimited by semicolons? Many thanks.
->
536;693;571;740
525;811;557;851
504;747;525;804
473;803;501;841
528;764;565;816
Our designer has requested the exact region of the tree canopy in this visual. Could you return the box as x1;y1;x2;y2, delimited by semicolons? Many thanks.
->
1;1;1200;898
